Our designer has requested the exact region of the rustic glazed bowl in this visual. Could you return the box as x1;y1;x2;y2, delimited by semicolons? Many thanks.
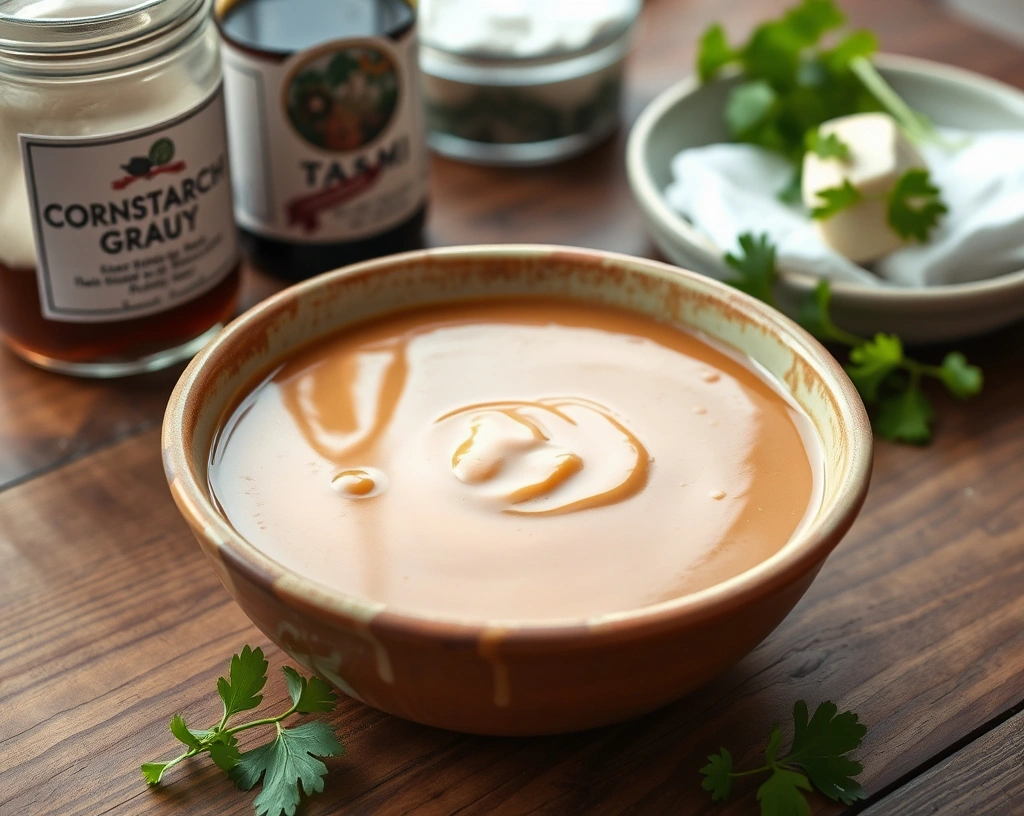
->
162;245;872;736
627;54;1024;343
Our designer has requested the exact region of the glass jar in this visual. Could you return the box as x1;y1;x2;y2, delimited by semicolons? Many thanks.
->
418;0;641;166
0;0;241;377
216;0;429;282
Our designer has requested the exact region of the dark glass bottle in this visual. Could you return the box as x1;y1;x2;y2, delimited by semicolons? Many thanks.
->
218;0;428;281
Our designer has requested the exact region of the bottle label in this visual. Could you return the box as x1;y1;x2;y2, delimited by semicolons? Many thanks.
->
19;86;239;324
220;28;428;244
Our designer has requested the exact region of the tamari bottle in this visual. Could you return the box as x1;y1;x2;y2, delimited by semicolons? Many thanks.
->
216;0;428;281
0;0;241;377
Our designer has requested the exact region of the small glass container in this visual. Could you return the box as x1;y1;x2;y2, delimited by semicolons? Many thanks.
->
0;0;241;377
418;0;640;166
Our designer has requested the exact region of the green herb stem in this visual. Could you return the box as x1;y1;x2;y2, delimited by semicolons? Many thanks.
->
730;767;772;778
850;57;935;145
224;705;298;737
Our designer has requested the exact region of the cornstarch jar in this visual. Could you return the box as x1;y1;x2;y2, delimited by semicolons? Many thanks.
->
216;0;429;281
0;0;241;377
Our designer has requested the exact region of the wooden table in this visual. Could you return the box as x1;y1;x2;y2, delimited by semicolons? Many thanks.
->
3;1;1023;813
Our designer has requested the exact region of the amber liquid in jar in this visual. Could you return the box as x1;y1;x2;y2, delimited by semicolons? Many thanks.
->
0;262;239;368
0;0;242;377
219;0;427;281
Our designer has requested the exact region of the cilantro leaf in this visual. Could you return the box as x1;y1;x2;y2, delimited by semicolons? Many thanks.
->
875;384;934;444
845;334;903;402
232;722;344;816
699;748;734;801
887;168;948;242
778;169;804;204
742;0;844;87
209;739;242;773
809;179;862;220
797;279;842;341
282;666;337;714
698;24;736;82
141;762;169;786
725;233;778;304
822;30;879;72
784;0;845;43
757;769;813;816
805;130;850;160
786;701;867;804
939;351;983;399
726;80;778;136
218;645;269;721
170;714;202;750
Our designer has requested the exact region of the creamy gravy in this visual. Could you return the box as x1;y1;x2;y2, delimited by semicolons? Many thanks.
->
209;298;821;621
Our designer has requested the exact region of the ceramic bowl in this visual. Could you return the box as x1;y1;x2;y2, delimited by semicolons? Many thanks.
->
627;54;1024;343
162;245;872;736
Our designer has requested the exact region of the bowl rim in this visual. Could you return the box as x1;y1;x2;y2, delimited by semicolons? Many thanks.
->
163;244;872;645
626;52;1024;304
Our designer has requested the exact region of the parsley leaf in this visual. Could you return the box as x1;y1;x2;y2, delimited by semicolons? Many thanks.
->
887;168;948;242
822;30;879;73
698;24;737;83
845;333;903;402
141;763;169;786
282;666;337;714
142;646;344;816
210;737;243;773
723;233;983;445
218;645;270;721
784;0;845;43
699;748;734;801
875;384;935;444
170;714;202;750
725;233;778;305
939;352;983;399
809;179;862;220
778;169;805;204
757;768;813;816
726;80;779;136
796;279;844;342
701;700;866;816
805;130;850;160
232;722;344;816
787;700;867;804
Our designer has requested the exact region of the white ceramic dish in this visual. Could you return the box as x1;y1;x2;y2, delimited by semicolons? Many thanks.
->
627;54;1024;343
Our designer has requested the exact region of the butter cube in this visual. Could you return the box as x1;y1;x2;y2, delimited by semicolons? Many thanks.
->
802;112;925;263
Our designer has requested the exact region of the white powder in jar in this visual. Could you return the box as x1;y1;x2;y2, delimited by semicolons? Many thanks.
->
419;0;638;59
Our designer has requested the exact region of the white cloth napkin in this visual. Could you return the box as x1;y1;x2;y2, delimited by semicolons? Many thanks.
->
664;130;1024;287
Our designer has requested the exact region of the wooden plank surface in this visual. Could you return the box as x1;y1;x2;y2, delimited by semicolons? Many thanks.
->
861;707;1024;815
2;0;1024;814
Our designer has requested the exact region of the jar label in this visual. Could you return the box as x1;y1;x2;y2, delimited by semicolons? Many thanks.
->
18;86;239;324
220;29;429;243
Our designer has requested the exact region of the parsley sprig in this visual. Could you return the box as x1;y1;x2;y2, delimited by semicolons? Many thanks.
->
699;0;949;243
725;233;983;444
701;700;867;815
142;645;344;816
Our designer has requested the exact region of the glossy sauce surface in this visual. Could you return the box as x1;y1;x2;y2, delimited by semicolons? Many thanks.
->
210;298;821;621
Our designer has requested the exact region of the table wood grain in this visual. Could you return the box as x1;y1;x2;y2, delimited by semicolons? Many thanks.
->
3;1;1024;814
